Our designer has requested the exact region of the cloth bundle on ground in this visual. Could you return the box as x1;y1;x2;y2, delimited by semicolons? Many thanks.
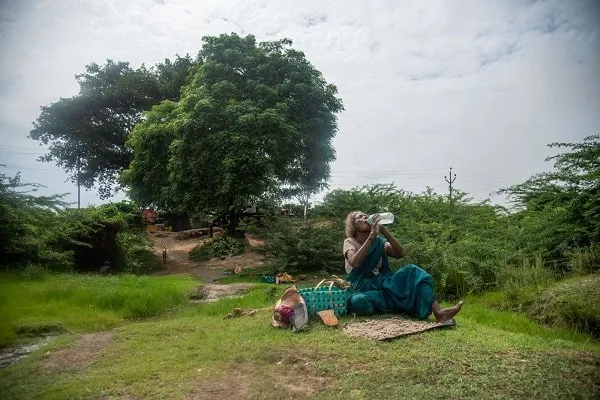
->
271;285;309;332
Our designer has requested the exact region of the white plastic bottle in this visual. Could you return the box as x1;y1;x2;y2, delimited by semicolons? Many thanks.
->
368;212;394;225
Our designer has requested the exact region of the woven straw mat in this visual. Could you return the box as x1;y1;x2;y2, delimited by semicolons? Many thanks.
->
343;317;456;341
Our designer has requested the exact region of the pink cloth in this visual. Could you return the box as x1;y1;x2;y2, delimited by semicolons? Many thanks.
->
275;305;294;323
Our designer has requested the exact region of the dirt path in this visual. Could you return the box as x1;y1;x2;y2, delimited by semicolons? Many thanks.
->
148;231;265;282
41;332;114;373
0;234;266;369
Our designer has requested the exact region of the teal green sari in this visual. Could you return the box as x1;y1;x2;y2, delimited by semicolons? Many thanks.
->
345;236;435;319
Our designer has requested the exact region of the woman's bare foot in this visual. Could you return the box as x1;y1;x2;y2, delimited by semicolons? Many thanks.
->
433;301;464;324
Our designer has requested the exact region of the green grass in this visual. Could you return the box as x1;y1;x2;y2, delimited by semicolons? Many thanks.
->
529;274;600;337
0;272;197;347
474;274;600;338
0;277;599;399
462;293;595;344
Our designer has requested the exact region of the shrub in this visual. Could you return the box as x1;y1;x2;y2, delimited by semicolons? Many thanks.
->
569;243;600;275
0;171;72;269
483;256;556;312
0;171;152;274
400;236;506;299
528;274;600;338
116;231;160;274
262;219;343;274
497;255;554;289
19;264;50;281
189;235;246;261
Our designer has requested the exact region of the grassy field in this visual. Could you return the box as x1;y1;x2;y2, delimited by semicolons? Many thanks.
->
0;272;196;347
0;273;598;399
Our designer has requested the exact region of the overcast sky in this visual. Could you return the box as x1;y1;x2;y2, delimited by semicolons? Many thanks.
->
1;0;599;207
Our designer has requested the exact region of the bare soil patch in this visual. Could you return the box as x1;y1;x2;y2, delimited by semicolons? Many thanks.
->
41;332;114;374
148;231;264;282
187;359;329;399
245;233;265;248
191;283;256;302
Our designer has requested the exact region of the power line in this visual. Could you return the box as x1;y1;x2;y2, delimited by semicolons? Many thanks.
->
0;151;46;155
1;165;50;171
0;147;48;155
458;176;509;186
452;167;509;182
0;145;48;150
329;167;518;189
333;168;443;173
330;173;440;178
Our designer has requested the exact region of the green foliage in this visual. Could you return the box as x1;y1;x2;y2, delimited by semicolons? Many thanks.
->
312;134;600;293
316;183;407;218
29;57;194;198
261;218;343;274
0;171;72;269
497;255;555;291
465;270;599;338
15;322;66;337
569;242;600;275
123;34;343;232
310;135;600;293
315;184;516;297
116;232;160;274
189;235;246;261
501;134;600;255
118;100;180;210
81;201;144;228
46;202;152;273
0;273;195;347
0;172;154;273
490;256;556;313
18;264;50;281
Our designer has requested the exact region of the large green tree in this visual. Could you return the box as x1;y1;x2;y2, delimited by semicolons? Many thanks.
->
29;56;194;198
122;34;343;232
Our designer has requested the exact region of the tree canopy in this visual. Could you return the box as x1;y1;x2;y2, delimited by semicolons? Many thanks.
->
121;34;343;230
29;56;194;198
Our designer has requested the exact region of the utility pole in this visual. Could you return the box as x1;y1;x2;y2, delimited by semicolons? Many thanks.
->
74;137;81;209
77;155;81;209
444;167;456;205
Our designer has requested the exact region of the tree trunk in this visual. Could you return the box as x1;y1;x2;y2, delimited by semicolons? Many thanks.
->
303;193;309;221
227;209;243;237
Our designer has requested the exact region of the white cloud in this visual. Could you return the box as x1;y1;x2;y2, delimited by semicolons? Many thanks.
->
0;0;598;207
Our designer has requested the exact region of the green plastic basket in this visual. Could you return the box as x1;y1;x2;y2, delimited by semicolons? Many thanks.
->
299;279;348;317
261;275;276;284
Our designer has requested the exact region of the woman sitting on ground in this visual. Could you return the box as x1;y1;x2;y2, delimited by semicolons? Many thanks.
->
343;211;463;323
